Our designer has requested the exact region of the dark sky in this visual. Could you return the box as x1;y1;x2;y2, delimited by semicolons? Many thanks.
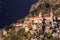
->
0;0;37;27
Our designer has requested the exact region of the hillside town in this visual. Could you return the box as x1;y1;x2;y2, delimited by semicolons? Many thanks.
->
0;8;60;40
0;0;60;40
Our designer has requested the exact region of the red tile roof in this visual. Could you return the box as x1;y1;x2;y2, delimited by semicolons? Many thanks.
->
44;16;50;18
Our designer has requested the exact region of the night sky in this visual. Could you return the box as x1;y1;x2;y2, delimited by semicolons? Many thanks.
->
0;0;37;27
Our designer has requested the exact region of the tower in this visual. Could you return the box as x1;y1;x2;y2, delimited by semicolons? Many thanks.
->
38;11;44;24
39;11;43;18
50;8;54;27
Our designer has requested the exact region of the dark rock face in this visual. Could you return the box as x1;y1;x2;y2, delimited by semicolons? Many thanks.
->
0;0;37;27
29;0;60;13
